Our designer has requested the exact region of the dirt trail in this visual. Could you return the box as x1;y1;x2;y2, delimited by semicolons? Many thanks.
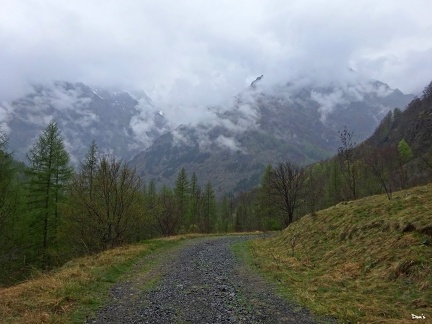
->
86;235;332;323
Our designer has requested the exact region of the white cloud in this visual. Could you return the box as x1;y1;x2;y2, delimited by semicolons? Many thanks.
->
311;89;349;123
0;102;14;134
0;0;431;106
215;135;243;152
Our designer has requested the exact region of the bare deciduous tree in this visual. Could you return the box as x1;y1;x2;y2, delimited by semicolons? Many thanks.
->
338;127;358;200
63;152;143;253
363;145;399;200
153;186;181;236
262;161;306;227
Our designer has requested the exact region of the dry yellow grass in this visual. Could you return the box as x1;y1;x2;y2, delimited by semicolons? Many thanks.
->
0;237;187;324
251;184;432;323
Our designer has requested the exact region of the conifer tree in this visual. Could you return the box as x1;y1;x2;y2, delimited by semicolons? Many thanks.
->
189;172;201;231
174;167;190;229
26;120;73;268
0;128;25;283
80;140;98;198
0;127;14;235
202;181;216;233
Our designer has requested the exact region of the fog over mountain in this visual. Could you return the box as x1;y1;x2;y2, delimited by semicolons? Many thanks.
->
129;75;414;194
0;73;413;167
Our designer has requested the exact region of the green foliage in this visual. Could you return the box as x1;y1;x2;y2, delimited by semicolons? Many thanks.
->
398;138;413;163
174;168;190;227
188;172;201;231
61;151;144;255
26;120;73;268
0;128;28;285
201;181;217;233
256;164;282;230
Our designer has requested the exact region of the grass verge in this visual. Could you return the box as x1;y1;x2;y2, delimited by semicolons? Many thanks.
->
0;235;197;324
249;184;432;323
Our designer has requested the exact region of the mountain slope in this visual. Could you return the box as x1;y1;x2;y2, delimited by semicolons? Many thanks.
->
0;81;168;163
366;81;432;155
130;79;413;194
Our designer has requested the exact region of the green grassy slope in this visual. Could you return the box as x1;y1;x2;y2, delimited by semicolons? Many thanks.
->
250;184;432;323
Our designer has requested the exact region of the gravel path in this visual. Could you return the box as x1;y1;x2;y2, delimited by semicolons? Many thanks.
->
86;235;332;323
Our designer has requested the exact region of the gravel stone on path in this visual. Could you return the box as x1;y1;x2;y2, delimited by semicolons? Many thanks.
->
86;235;333;323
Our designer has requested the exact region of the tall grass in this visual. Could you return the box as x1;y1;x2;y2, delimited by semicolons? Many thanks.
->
250;184;432;323
0;236;188;324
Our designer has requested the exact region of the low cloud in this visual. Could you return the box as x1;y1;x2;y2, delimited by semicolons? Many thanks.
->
0;102;14;134
215;135;243;152
311;89;349;123
1;0;431;106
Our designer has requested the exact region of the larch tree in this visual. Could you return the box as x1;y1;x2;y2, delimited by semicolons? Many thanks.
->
201;181;216;233
26;120;73;268
397;139;414;189
188;172;201;232
174;167;190;229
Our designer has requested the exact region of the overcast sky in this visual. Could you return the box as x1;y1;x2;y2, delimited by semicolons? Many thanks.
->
1;0;432;104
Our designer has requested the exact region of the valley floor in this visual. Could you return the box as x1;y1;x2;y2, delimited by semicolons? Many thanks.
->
86;235;332;323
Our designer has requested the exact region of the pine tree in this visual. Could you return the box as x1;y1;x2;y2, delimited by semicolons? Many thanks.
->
218;195;233;232
80;140;98;198
26;120;73;268
174;168;190;229
202;181;216;233
189;172;201;232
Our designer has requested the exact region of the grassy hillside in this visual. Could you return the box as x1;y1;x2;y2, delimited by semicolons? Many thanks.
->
250;184;432;323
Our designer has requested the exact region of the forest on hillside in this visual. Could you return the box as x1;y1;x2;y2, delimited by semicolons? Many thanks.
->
0;81;431;287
